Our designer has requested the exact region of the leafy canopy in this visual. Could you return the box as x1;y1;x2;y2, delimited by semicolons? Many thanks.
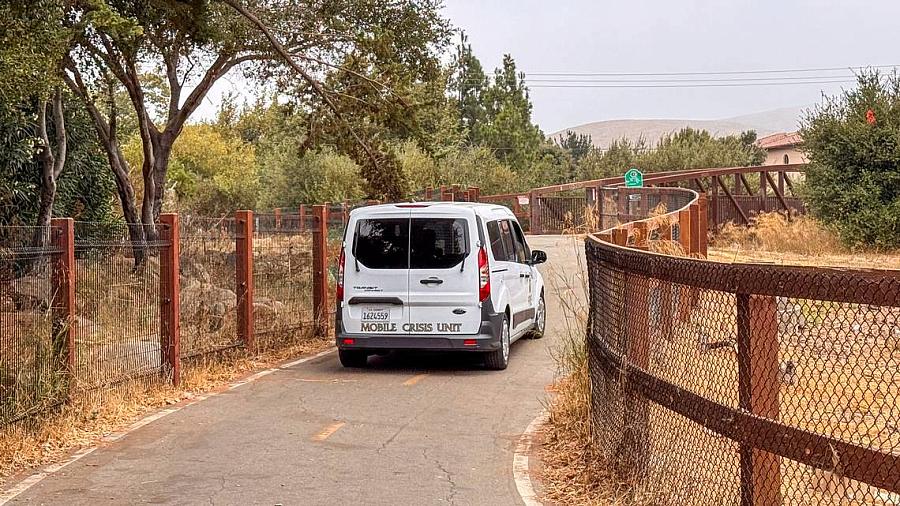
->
801;71;900;248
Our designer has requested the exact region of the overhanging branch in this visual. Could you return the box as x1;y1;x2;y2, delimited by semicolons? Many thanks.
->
219;0;383;173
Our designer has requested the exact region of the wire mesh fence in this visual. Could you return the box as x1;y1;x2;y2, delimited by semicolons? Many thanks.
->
586;234;900;505
73;221;165;391
179;216;240;359
0;226;66;426
252;213;316;351
1;208;339;428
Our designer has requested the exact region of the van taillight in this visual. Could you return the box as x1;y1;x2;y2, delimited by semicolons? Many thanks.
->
478;247;490;301
336;247;345;303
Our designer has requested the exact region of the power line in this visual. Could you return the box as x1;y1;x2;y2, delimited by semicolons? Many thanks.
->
526;79;853;89
523;64;900;77
523;74;857;83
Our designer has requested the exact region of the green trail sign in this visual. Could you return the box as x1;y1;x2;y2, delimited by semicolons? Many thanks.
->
624;168;643;188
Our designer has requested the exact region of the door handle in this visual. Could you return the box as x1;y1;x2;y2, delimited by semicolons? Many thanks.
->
420;278;444;285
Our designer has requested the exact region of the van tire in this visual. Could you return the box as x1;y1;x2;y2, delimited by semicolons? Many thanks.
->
484;316;510;370
339;349;369;368
528;292;546;339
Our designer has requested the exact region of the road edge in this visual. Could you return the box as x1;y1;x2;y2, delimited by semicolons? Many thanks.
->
0;347;336;505
513;410;548;506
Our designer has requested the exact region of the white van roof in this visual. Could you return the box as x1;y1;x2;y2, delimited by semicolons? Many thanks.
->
350;202;516;220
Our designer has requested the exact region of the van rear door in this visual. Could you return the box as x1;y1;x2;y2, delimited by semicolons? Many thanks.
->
342;209;410;335
407;211;481;335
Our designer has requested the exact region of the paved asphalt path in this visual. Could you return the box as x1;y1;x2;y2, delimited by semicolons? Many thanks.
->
10;236;587;506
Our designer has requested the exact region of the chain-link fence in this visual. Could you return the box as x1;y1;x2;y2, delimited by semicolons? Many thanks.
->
586;214;900;505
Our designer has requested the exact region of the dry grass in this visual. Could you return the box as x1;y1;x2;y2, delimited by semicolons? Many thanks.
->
539;261;636;505
714;212;844;256
711;212;900;269
0;335;331;486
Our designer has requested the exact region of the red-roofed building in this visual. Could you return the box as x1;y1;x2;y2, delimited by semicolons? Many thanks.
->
757;131;806;166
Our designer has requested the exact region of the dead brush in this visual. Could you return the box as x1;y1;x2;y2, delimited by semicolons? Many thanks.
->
714;211;843;256
539;240;642;505
561;205;602;236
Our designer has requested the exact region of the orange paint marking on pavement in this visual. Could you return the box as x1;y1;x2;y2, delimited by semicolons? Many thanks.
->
312;421;346;442
402;374;428;386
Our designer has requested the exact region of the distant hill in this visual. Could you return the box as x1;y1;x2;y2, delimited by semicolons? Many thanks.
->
550;106;807;149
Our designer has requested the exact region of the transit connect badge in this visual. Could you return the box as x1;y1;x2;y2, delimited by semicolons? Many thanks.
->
624;167;643;188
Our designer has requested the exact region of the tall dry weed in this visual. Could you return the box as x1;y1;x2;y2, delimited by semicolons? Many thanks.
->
539;243;634;505
714;212;843;255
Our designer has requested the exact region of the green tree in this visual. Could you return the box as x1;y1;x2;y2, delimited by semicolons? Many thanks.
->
125;123;259;215
477;55;545;173
556;130;593;161
449;33;488;142
45;0;452;245
801;71;900;248
639;127;765;171
0;98;115;229
261;149;366;207
576;138;642;181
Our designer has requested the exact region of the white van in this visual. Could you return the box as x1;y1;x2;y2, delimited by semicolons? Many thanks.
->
334;202;547;370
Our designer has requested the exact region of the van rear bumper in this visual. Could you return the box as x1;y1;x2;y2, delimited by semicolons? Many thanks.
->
335;300;504;352
336;331;501;352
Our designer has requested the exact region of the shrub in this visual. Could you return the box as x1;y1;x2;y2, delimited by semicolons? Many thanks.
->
801;71;900;248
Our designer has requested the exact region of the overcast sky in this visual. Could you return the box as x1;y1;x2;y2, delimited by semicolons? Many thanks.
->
443;0;900;132
198;1;900;134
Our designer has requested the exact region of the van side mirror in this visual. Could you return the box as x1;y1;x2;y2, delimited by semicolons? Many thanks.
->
530;250;547;265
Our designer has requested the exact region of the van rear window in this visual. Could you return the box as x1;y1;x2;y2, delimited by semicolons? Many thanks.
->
353;217;469;269
410;218;468;269
354;218;409;269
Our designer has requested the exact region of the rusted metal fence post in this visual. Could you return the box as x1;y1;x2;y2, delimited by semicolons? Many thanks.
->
312;205;329;335
529;191;542;234
633;221;648;250
425;187;433;200
50;217;76;389
678;207;691;254
158;213;181;386
274;207;282;230
697;194;708;258
235;210;255;351
619;273;650;476
737;294;783;506
711;176;719;231
689;201;700;255
342;200;349;225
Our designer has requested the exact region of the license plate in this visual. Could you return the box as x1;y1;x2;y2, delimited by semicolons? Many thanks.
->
361;308;390;321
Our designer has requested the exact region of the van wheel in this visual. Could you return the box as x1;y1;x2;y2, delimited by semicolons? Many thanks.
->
485;316;510;370
339;349;369;368
528;293;546;339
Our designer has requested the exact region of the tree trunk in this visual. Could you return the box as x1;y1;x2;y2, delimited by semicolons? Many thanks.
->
33;91;67;249
108;151;146;266
151;140;174;223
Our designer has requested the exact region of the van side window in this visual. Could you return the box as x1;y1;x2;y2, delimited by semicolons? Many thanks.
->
487;220;508;261
499;220;516;262
509;220;529;263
